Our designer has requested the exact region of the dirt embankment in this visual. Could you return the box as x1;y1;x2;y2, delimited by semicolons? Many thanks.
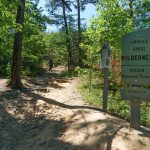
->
0;66;150;150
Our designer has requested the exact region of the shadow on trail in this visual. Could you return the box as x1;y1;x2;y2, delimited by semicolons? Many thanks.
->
65;109;126;150
1;88;128;149
20;88;104;112
1;88;148;150
1;67;149;149
0;93;86;150
0;105;65;150
24;69;71;90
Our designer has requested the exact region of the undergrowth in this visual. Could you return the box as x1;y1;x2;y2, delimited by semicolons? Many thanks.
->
78;68;150;128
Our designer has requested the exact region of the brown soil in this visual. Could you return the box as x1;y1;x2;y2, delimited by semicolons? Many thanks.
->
0;66;149;150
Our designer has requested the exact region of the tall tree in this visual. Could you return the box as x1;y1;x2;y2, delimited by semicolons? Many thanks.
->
11;0;26;88
74;0;97;67
123;0;150;29
77;0;82;67
61;0;72;71
132;0;150;29
46;0;73;71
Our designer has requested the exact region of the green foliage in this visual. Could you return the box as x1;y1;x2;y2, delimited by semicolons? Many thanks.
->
60;70;78;78
81;0;133;67
6;63;12;77
22;66;39;77
141;103;150;127
44;32;68;65
22;1;49;73
0;0;16;76
108;92;130;120
121;0;150;29
0;0;50;77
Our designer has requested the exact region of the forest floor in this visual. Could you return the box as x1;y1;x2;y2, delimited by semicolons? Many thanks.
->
0;66;150;150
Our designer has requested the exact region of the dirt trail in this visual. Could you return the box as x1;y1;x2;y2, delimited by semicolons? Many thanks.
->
0;66;150;150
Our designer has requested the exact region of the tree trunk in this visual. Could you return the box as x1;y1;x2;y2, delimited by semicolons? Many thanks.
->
61;0;72;71
77;0;82;67
11;0;25;89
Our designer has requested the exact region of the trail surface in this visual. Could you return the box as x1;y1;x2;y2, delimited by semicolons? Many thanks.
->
0;66;150;150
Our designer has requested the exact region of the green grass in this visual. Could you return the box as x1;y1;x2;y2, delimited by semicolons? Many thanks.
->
80;87;103;107
78;70;150;128
60;70;78;78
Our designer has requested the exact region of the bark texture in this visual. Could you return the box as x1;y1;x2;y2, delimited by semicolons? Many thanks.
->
11;0;25;88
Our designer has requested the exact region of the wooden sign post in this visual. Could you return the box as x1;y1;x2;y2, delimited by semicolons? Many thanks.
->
100;43;111;112
103;68;109;111
121;28;150;130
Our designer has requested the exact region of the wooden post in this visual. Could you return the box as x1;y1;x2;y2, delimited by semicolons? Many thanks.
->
89;67;92;92
130;100;140;130
103;68;109;111
100;43;111;112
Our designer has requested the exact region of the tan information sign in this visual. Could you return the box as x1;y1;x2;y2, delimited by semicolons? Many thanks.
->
121;28;150;85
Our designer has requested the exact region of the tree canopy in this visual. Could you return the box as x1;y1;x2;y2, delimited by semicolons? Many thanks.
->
0;0;149;84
